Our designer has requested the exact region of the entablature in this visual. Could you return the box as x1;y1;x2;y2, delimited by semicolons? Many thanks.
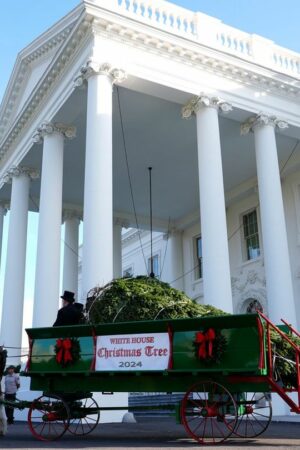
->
1;0;300;166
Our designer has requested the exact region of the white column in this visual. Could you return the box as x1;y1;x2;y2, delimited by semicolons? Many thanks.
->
162;230;184;291
75;61;126;300
113;220;123;279
62;210;81;298
242;114;296;325
0;204;7;271
32;122;76;327
0;167;36;362
182;95;233;312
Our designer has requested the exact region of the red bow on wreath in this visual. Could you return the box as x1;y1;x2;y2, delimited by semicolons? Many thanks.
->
195;329;216;359
55;338;73;365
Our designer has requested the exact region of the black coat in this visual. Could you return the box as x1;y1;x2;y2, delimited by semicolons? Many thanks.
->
53;303;83;327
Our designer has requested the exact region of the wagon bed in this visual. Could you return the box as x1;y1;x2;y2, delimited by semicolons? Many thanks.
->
3;311;300;444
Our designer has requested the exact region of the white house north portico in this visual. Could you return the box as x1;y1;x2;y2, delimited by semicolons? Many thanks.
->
1;0;300;418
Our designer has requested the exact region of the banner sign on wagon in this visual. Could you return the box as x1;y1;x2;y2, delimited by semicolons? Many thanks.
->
95;333;171;371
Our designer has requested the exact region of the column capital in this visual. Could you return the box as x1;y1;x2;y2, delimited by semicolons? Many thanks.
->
32;122;76;144
0;202;8;215
3;166;39;184
182;94;232;119
241;113;288;135
74;59;127;87
114;217;130;228
62;208;82;223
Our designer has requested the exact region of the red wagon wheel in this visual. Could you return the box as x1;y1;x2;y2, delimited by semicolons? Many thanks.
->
28;394;70;441
68;396;100;435
234;392;272;438
181;381;238;444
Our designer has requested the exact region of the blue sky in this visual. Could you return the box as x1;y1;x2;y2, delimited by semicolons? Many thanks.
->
0;0;299;332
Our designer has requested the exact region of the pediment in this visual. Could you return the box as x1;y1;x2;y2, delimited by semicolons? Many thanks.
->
0;6;81;142
10;48;60;125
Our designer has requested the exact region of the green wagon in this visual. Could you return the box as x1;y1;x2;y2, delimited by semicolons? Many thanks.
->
5;311;300;444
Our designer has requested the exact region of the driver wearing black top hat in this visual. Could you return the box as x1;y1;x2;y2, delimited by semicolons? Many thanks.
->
53;291;83;327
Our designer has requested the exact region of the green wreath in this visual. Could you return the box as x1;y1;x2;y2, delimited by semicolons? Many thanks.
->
194;329;227;364
54;337;81;367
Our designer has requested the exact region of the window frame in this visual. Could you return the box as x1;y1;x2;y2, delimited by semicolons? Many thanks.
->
241;208;261;262
194;235;203;280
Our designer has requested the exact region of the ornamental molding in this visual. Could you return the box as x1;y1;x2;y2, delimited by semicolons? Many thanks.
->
231;265;266;296
32;122;76;143
2;166;39;184
93;16;300;100
0;15;92;159
74;59;127;87
237;290;268;314
182;94;232;119
232;264;268;314
0;24;75;141
1;8;300;162
241;113;289;135
122;229;147;245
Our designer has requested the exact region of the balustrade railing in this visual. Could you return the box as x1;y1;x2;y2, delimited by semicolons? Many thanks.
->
273;46;300;75
94;0;300;78
115;0;196;37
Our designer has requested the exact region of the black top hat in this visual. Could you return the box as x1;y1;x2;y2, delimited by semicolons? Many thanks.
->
60;290;75;303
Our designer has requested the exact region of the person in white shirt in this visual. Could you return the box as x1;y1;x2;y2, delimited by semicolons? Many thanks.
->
4;366;20;425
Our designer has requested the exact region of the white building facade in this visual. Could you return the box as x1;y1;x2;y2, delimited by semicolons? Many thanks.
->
0;0;300;419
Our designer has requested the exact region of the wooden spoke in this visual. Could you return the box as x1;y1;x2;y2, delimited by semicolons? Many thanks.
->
234;392;272;438
181;381;237;444
28;394;70;441
67;396;100;436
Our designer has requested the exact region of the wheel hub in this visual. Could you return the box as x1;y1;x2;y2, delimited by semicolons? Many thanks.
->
245;405;254;414
201;406;218;417
43;412;60;421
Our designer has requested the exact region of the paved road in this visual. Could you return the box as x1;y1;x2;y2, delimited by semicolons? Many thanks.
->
0;419;300;450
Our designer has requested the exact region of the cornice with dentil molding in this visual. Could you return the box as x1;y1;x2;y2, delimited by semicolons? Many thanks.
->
241;113;289;135
32;122;76;144
1;9;299;162
74;59;127;87
182;94;232;119
94;16;300;100
2;166;40;184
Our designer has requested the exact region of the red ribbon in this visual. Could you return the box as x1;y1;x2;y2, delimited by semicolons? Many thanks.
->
195;329;216;359
56;338;73;365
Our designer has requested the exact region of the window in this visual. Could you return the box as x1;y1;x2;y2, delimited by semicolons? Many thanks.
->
195;236;203;280
243;210;260;261
148;254;159;277
123;266;133;278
